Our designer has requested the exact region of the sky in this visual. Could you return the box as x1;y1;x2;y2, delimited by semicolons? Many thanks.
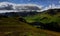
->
0;0;60;13
0;0;60;8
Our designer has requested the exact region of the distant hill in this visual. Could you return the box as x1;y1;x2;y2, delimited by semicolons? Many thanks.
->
0;11;40;17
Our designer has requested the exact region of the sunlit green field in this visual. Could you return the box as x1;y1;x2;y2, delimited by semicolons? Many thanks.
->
24;12;60;24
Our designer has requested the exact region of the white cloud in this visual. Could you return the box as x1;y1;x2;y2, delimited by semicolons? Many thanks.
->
41;4;60;11
0;2;43;13
0;2;43;9
51;4;60;9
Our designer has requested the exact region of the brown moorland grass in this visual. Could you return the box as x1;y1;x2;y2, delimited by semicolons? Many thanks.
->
0;17;60;36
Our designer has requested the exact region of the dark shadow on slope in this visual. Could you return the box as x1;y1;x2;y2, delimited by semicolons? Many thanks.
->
29;22;60;32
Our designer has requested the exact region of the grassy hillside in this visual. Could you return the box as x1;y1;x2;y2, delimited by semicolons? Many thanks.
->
24;9;60;32
24;12;60;23
0;17;39;36
0;17;60;36
0;17;51;36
